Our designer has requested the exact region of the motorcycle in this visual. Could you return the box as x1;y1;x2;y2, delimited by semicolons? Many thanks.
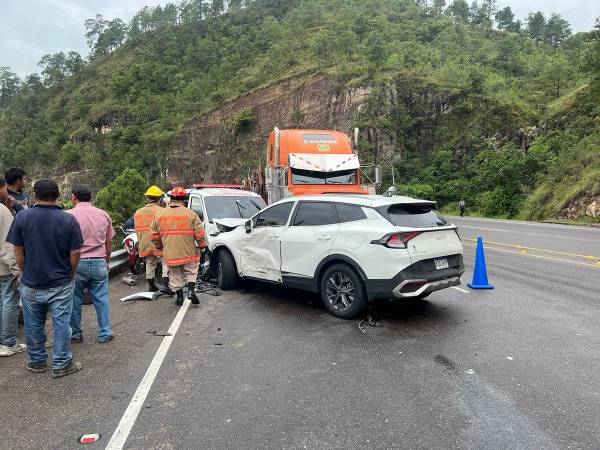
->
120;225;162;278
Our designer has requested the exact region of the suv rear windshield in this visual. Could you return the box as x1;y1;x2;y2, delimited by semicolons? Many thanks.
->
376;204;448;228
205;196;266;221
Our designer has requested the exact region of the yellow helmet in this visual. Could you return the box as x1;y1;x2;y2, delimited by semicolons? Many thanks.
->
145;185;163;197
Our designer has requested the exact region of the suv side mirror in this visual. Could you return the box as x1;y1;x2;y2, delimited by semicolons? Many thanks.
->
245;219;252;233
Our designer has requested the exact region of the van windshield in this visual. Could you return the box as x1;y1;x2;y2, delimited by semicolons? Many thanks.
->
205;196;266;221
291;168;357;185
376;204;448;228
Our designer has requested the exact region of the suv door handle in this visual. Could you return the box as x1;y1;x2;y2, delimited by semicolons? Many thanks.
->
269;233;280;239
318;235;332;241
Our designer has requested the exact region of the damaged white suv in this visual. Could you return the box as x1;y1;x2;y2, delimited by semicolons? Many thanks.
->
210;195;464;319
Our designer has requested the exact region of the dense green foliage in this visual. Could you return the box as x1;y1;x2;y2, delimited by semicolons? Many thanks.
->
0;0;599;221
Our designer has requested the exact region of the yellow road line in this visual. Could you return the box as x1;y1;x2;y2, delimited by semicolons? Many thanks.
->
462;243;600;268
463;238;600;260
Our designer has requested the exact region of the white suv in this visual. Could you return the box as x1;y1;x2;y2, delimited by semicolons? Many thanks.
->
210;195;464;319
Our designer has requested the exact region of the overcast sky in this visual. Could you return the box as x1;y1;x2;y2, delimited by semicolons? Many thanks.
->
1;0;598;76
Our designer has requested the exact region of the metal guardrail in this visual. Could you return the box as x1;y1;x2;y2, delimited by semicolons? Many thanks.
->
109;249;128;272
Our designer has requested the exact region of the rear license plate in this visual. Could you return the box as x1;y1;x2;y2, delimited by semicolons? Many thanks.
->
434;258;449;270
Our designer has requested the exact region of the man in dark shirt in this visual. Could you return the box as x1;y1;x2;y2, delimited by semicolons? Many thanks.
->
7;179;84;378
4;168;29;214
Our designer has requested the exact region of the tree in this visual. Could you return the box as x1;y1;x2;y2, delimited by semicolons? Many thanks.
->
0;67;20;108
446;0;469;22
94;168;146;225
526;11;546;44
495;6;514;30
542;54;573;98
584;18;600;77
86;15;126;56
432;0;446;17
211;0;225;18
470;0;496;30
85;14;108;50
506;19;521;33
39;52;69;85
65;51;86;75
544;13;571;50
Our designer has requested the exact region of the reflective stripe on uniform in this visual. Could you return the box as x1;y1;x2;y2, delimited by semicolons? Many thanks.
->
160;230;195;235
165;255;200;265
139;249;163;257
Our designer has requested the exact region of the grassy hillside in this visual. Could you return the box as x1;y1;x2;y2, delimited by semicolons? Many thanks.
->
0;0;598;221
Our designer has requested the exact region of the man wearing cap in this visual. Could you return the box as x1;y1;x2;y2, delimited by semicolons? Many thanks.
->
134;186;173;294
6;179;84;378
150;187;206;306
67;184;115;344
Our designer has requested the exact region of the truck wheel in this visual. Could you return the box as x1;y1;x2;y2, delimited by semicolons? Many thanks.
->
217;250;238;290
320;264;368;319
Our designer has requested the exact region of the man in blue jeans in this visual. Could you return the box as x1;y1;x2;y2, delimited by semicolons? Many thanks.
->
67;184;115;344
0;176;26;357
7;179;84;378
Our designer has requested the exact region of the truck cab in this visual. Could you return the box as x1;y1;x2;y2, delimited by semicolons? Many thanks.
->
265;128;381;204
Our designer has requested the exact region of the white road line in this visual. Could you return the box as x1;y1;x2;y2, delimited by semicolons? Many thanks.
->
452;286;469;294
460;225;509;232
105;300;191;450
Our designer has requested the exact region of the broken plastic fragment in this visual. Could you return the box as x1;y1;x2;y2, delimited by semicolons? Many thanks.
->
506;356;514;360
146;330;173;337
465;369;476;375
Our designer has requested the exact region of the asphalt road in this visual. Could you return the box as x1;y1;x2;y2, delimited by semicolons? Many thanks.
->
1;216;600;449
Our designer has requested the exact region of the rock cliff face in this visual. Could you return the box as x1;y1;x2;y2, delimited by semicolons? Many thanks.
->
167;72;371;186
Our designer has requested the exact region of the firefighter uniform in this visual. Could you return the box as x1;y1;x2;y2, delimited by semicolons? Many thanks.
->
134;185;172;294
134;202;166;277
150;196;206;305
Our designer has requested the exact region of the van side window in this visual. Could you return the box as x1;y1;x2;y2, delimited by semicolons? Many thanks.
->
190;196;204;221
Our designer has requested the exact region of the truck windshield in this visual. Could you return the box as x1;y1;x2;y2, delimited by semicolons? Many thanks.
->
291;168;357;185
205;196;266;221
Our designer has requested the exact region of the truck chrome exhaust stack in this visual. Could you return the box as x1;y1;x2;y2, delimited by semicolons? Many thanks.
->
353;127;359;155
274;127;280;167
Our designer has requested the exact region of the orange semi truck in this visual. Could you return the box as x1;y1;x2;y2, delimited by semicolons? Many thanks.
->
264;128;381;204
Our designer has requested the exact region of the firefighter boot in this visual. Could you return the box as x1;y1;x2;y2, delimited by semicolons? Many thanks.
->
188;282;200;305
147;278;158;292
175;289;184;307
160;277;175;295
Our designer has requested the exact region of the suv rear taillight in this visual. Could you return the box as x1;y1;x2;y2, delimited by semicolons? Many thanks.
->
371;231;422;249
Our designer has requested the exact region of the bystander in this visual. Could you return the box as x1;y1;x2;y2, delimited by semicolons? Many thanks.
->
4;168;29;214
7;179;84;378
67;184;115;344
0;177;25;357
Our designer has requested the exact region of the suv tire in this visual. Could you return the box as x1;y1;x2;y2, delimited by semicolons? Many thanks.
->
320;264;368;319
217;249;238;290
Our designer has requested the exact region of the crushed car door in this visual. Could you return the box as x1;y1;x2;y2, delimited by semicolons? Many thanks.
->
240;202;295;282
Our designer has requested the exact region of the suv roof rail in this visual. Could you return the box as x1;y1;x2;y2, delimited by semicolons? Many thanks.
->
192;184;245;189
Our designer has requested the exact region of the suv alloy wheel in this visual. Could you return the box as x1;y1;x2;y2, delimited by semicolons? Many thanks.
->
320;264;368;319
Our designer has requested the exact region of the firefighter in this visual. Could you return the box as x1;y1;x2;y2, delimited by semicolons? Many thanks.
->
134;186;173;294
150;187;206;306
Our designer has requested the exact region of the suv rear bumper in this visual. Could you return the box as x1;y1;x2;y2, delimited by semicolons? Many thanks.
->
365;254;464;301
